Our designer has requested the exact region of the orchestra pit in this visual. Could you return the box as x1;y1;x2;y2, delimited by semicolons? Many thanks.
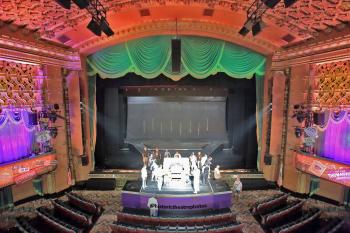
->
0;0;350;232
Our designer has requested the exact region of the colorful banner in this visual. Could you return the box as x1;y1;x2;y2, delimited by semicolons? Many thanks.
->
0;154;57;188
295;152;350;187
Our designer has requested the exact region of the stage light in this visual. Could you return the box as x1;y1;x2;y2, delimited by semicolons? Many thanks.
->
252;21;262;36
295;127;302;138
72;0;90;9
263;0;281;8
100;17;114;37
239;26;250;36
55;0;71;9
284;0;297;7
49;127;58;139
87;18;102;36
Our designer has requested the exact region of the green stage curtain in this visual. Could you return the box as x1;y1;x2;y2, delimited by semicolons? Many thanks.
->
87;35;266;170
87;36;266;80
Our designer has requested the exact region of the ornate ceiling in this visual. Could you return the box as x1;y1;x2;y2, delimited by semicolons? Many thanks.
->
0;0;349;55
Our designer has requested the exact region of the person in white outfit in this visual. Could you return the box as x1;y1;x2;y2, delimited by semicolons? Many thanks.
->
214;165;221;180
189;152;197;171
193;168;200;194
156;166;163;191
200;154;208;170
147;196;158;217
233;175;243;200
141;166;148;189
150;161;158;181
174;151;181;158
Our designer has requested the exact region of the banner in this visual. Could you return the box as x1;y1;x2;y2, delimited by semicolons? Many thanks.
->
295;152;350;187
0;154;57;188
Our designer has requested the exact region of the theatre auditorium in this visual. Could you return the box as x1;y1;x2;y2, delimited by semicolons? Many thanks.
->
0;0;350;232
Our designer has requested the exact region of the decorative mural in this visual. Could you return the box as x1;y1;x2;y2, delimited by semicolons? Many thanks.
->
314;60;350;108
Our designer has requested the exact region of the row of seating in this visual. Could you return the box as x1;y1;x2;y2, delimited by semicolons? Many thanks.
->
52;199;93;227
110;222;244;233
315;218;345;233
251;193;288;215
260;200;304;227
15;217;41;233
252;194;349;233
116;211;236;227
66;192;102;215
36;207;83;233
271;208;321;233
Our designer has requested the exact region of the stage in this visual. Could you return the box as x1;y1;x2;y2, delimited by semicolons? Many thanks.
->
121;179;232;214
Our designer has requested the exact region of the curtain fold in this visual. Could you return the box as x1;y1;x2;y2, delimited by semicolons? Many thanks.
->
0;109;36;164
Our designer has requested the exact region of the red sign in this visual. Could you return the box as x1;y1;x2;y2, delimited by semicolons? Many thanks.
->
295;152;350;187
0;154;57;188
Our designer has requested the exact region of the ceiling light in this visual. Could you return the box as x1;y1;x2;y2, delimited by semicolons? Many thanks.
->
87;18;102;36
100;17;114;37
284;0;297;7
72;0;90;9
55;0;71;9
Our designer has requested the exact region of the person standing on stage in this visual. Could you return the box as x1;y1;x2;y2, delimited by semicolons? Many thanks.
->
196;151;202;168
150;161;158;181
156;165;163;191
189;152;197;170
214;165;221;180
142;146;148;166
193;167;200;194
164;149;171;158
141;165;148;189
174;151;181;158
154;147;160;162
147;196;158;217
202;165;209;184
233;175;243;200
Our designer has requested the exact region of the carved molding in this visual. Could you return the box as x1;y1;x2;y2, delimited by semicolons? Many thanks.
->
1;0;348;44
272;35;350;69
78;20;278;55
0;36;81;69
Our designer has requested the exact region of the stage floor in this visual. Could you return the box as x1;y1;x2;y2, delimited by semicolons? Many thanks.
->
123;179;231;195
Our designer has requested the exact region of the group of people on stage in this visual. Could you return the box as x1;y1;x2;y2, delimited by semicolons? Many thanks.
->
140;147;221;194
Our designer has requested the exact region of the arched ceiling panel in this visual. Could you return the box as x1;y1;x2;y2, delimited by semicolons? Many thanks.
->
0;0;349;54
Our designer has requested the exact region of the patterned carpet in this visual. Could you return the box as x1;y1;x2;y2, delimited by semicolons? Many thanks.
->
1;189;349;233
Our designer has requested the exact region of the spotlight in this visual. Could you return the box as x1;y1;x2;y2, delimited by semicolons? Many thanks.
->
49;127;58;139
295;127;302;138
55;0;71;9
87;18;102;36
263;0;281;8
239;26;250;36
252;21;262;36
100;17;114;37
53;103;60;110
72;0;90;9
284;0;297;7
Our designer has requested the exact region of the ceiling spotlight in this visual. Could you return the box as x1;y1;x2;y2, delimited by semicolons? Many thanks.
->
87;18;102;36
239;26;250;36
284;0;298;7
72;0;90;9
55;0;71;9
100;17;114;37
263;0;281;8
252;21;262;36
